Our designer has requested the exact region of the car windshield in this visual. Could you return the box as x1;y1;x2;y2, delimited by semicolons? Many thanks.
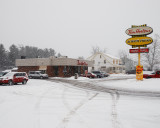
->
0;72;4;77
5;73;14;77
0;72;8;77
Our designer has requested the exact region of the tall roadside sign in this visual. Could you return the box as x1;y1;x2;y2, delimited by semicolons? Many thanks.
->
125;24;153;80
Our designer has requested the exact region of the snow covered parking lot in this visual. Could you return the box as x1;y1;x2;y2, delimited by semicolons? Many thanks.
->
0;76;160;128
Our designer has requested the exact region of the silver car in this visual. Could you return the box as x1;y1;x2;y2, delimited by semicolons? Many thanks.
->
28;71;48;79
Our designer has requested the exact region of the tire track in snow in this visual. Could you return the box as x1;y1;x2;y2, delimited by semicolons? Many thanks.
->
57;87;99;128
110;91;123;128
48;78;160;98
48;79;124;128
34;87;54;128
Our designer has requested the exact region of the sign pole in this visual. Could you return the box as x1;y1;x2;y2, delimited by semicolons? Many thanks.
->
138;47;140;65
136;46;143;80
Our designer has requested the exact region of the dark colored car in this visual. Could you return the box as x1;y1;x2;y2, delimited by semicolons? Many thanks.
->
100;71;109;77
91;71;103;78
83;72;97;78
0;72;28;85
126;70;136;74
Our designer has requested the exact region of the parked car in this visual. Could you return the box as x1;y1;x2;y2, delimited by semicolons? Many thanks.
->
83;72;97;78
91;71;103;78
0;72;28;85
100;71;109;77
126;70;136;74
28;71;48;79
143;71;160;78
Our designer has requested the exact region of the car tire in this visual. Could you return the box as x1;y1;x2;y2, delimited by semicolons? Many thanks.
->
29;76;32;79
8;80;14;85
22;79;27;85
40;76;43;79
146;76;151;79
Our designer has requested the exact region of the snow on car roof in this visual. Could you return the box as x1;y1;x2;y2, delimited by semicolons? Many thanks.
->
3;70;12;72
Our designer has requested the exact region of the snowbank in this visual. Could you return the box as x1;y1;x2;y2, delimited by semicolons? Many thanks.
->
98;78;160;92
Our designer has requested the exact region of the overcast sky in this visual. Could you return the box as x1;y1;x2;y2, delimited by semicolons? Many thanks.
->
0;0;160;58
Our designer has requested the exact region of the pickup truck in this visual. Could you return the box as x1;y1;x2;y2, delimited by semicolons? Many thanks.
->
143;71;160;78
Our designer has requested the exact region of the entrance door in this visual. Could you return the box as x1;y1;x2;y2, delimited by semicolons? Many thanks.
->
54;66;59;76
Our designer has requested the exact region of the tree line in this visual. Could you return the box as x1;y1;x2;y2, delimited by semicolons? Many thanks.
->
0;44;61;70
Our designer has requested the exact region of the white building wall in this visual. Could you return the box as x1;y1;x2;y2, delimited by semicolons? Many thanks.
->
87;52;124;73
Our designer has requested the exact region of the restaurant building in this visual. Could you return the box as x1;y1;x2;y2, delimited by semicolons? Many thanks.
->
16;56;93;77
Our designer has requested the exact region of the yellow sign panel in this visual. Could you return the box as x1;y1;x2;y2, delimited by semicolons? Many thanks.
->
126;37;153;46
136;65;143;80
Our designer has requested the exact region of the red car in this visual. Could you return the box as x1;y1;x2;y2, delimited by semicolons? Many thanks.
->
83;72;97;78
143;71;160;78
0;72;28;85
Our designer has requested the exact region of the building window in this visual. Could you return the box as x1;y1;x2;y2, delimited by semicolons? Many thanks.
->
119;60;121;65
100;55;101;58
54;66;59;76
116;60;118;64
63;66;67;72
98;62;100;65
40;70;46;74
113;60;115;64
78;67;81;74
104;60;106;64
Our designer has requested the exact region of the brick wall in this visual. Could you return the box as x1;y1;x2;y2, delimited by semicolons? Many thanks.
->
18;66;87;77
18;66;39;74
46;66;54;77
47;66;66;77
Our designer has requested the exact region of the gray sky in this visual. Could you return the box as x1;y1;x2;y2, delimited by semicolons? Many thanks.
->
0;0;160;58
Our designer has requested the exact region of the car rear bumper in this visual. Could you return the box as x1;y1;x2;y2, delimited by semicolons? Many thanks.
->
0;80;9;84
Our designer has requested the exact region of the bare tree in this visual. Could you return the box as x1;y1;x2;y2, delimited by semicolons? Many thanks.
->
57;53;62;57
91;46;107;54
118;50;128;65
142;34;160;71
118;49;136;72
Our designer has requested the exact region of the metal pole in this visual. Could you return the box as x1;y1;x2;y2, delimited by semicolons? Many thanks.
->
138;47;140;65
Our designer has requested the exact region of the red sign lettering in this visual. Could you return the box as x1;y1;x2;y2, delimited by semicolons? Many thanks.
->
77;60;88;66
129;48;149;53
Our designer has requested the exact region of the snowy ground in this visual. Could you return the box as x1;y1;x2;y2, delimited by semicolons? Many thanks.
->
0;75;160;128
